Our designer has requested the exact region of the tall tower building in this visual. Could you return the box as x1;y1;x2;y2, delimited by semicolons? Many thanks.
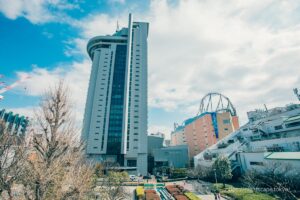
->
81;14;148;175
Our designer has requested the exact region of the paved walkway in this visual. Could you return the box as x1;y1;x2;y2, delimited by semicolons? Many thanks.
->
197;194;226;200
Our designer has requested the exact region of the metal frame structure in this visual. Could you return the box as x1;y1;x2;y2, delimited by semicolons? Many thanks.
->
196;92;237;116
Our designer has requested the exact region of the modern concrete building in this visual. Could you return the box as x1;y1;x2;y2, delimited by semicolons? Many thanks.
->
170;127;186;146
153;145;189;168
81;14;149;175
172;112;239;159
148;133;164;156
194;102;300;176
147;133;164;173
0;109;29;136
164;139;171;147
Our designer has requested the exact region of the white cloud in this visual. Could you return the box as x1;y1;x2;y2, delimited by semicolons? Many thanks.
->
148;125;172;139
0;0;79;23
14;0;300;133
7;106;35;119
144;0;300;124
16;60;91;123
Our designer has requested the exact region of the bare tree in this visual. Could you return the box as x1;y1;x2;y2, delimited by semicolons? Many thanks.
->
92;161;131;200
95;171;130;200
19;81;94;200
188;165;211;181
242;162;299;200
0;121;26;200
242;169;262;193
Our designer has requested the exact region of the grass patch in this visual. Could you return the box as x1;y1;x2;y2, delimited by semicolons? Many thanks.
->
213;183;277;200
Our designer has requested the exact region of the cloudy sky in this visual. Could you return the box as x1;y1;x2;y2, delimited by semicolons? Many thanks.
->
0;0;300;138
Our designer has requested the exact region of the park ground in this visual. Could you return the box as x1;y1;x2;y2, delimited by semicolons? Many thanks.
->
124;178;277;200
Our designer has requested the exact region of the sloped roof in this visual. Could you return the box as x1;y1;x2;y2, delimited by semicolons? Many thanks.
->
284;114;300;123
265;152;300;160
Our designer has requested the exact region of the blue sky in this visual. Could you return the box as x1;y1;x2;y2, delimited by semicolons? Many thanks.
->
1;0;300;138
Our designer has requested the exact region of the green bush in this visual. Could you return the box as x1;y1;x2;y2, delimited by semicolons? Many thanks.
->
213;184;277;200
170;168;187;178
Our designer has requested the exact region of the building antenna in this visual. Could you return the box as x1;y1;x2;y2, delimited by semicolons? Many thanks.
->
293;88;300;101
264;104;268;112
116;20;120;32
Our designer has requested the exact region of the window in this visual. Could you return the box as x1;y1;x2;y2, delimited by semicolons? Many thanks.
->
94;138;99;140
274;125;283;130
106;45;127;155
223;119;231;124
250;161;264;166
285;122;300;128
127;160;137;167
224;128;228;131
134;139;138;141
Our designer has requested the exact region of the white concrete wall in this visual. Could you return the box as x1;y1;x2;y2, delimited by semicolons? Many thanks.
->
125;21;149;175
249;136;300;152
239;152;300;174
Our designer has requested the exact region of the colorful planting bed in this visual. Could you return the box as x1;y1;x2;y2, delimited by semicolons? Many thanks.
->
135;184;200;200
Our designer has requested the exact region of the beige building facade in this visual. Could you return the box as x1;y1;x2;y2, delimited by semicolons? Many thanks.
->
171;111;239;160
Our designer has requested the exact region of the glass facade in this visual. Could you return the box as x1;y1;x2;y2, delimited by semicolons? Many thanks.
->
107;45;127;159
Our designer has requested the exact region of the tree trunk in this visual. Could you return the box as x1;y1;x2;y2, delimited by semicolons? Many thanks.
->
35;181;40;200
7;187;13;200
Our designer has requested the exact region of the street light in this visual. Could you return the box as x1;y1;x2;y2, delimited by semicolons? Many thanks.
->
213;168;217;184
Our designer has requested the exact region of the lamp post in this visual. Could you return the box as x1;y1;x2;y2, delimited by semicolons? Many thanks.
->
213;168;217;184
